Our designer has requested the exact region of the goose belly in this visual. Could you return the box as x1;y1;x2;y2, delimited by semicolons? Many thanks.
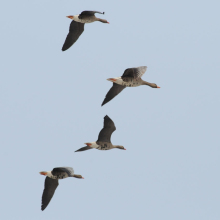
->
56;173;69;179
78;19;94;23
82;19;94;23
97;143;112;150
73;16;94;23
50;173;69;179
115;78;142;87
122;79;142;87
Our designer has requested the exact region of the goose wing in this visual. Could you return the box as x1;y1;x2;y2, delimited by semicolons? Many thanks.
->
52;167;74;177
62;20;84;51
79;11;104;19
122;66;147;79
102;83;126;106
97;115;116;143
75;146;92;152
41;177;59;211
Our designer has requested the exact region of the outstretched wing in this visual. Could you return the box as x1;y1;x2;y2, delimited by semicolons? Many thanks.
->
102;83;126;106
122;66;147;79
79;11;104;19
75;146;92;152
41;177;59;211
52;167;74;177
97;115;116;143
62;20;85;51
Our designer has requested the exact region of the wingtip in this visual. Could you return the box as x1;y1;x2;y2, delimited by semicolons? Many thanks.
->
104;115;110;119
101;100;106;106
62;44;69;51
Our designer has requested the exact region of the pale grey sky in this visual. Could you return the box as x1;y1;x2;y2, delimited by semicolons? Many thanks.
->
0;0;220;219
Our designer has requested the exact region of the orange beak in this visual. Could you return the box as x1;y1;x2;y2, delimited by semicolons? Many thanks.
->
39;172;47;176
108;78;117;82
66;15;74;19
85;143;92;146
157;86;160;88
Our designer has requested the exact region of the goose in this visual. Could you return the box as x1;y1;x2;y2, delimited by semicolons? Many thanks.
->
101;66;160;106
62;11;109;51
75;115;126;152
39;167;83;211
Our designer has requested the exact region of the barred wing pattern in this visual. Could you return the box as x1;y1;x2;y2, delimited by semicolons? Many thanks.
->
79;11;104;19
52;167;74;177
122;66;147;79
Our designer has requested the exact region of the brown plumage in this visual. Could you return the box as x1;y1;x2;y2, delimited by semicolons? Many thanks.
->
62;11;109;51
75;115;126;152
102;66;160;106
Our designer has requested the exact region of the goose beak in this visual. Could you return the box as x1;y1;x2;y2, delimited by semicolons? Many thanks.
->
66;15;74;19
107;78;117;82
157;86;160;88
85;143;92;146
39;172;47;176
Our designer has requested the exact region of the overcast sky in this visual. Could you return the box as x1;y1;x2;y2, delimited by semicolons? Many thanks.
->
1;0;220;219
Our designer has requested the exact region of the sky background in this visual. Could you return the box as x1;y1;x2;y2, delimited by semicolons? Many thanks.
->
0;0;220;219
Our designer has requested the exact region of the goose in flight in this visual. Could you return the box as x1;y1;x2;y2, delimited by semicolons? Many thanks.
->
40;167;84;211
101;66;160;106
75;115;126;152
62;11;109;51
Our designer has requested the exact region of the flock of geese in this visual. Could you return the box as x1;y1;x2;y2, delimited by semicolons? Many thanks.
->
39;10;160;211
